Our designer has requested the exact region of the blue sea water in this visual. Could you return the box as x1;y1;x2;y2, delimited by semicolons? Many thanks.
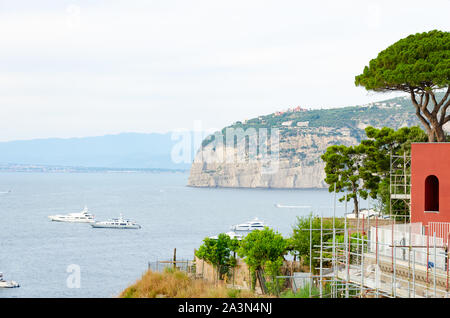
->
0;172;368;298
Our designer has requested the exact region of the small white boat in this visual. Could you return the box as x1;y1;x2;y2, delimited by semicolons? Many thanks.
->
0;273;19;288
48;206;95;223
231;217;267;231
91;214;141;229
209;231;243;241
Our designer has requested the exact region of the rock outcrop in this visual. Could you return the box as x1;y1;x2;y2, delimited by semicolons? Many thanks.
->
188;95;443;189
188;128;358;188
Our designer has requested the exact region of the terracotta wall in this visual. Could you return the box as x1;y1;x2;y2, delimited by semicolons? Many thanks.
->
411;143;450;230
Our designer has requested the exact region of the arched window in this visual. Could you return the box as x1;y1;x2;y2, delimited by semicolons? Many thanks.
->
425;175;439;212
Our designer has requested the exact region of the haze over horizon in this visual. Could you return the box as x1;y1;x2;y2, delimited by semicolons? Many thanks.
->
1;0;449;142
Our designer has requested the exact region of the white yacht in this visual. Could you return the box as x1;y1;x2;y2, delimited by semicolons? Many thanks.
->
48;206;95;223
0;273;19;288
231;217;267;231
91;214;141;229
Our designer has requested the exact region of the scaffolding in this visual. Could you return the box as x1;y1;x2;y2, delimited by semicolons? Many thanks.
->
306;215;450;298
298;150;450;298
389;152;411;221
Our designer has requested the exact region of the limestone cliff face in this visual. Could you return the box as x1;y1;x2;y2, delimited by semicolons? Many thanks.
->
188;127;358;188
188;159;327;188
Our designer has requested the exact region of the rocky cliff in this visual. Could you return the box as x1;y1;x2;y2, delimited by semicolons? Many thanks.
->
188;95;438;189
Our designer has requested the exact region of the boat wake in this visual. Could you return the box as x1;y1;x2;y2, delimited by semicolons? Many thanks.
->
275;203;311;209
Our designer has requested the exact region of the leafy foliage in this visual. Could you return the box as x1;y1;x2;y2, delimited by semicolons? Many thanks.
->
290;214;344;273
355;30;450;142
321;144;376;215
361;126;427;216
238;227;288;292
195;233;240;280
355;30;450;92
321;125;428;218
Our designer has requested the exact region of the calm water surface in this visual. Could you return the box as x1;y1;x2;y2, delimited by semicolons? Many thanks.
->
0;172;368;297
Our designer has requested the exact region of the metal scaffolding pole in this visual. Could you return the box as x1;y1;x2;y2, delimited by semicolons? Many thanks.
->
360;232;364;298
413;249;416;298
447;233;450;292
376;216;379;298
434;231;437;297
319;215;323;298
393;241;397;297
345;215;349;298
309;216;312;298
408;219;412;297
333;183;337;298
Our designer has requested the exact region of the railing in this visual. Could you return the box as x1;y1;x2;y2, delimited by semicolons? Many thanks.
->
428;222;450;242
369;224;447;271
148;259;195;274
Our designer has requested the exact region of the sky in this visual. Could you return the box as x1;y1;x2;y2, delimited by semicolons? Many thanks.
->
0;0;449;141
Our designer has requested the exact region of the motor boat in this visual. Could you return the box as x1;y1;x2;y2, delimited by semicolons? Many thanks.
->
231;217;267;231
0;273;19;288
209;231;243;241
48;206;95;223
91;214;141;229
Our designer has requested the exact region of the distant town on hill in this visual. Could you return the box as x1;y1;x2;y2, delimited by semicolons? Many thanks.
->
203;94;434;147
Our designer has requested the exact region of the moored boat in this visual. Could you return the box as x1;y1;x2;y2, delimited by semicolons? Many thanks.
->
91;214;141;229
48;206;95;223
0;273;19;288
231;217;267;231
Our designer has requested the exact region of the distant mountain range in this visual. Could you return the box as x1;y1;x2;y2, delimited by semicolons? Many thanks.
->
0;132;198;171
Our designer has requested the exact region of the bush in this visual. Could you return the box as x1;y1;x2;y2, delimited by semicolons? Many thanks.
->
290;214;344;273
238;227;288;293
195;233;240;280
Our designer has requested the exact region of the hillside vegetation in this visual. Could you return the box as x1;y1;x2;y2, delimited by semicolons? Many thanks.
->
207;95;429;146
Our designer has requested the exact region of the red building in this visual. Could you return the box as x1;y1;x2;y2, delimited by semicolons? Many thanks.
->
411;143;450;238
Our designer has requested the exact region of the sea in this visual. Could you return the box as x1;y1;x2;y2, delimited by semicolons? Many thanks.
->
0;172;369;298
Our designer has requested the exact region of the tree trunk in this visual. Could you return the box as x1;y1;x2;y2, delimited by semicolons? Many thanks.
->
354;198;359;218
411;89;450;143
353;189;359;218
432;125;446;143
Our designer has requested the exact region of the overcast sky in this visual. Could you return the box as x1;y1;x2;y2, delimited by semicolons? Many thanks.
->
0;0;449;141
